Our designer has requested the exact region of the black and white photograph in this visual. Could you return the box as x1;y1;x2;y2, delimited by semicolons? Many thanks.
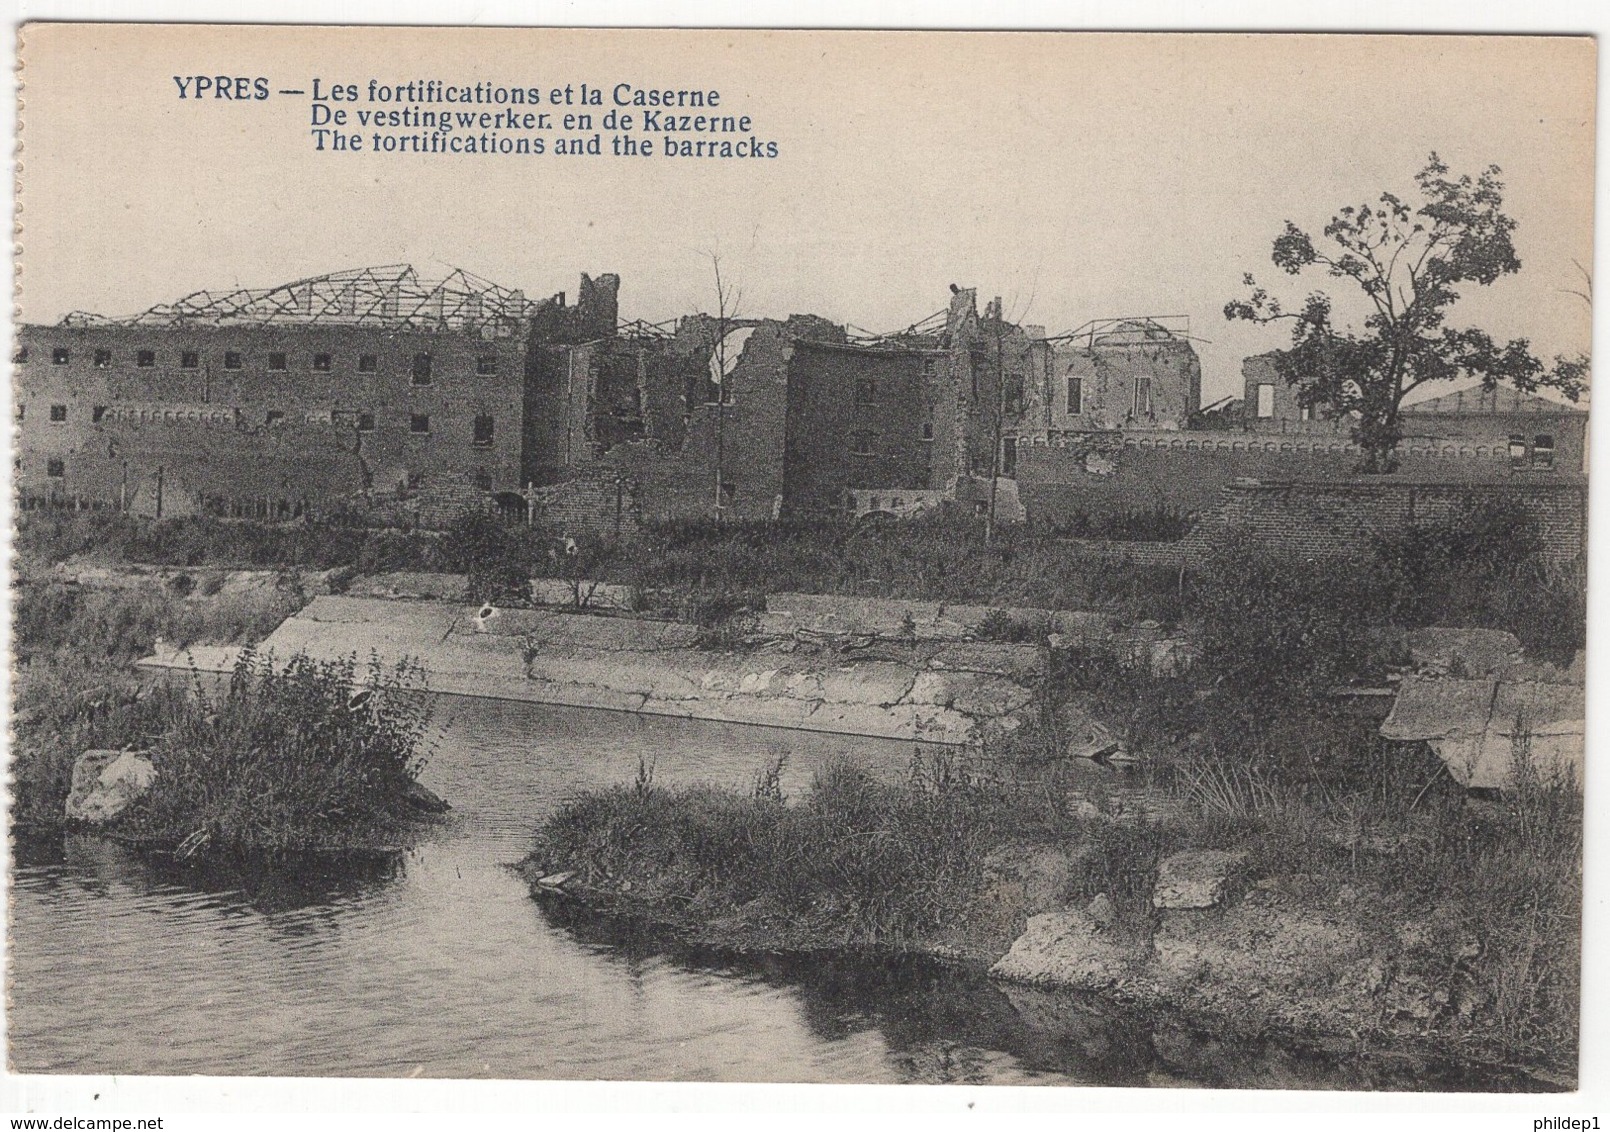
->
2;19;1598;1118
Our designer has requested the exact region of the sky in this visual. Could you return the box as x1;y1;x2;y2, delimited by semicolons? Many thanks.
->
16;26;1596;403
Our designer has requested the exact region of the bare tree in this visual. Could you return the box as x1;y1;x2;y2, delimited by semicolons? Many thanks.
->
702;250;743;523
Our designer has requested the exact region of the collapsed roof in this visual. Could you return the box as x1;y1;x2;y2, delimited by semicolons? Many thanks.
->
59;265;550;332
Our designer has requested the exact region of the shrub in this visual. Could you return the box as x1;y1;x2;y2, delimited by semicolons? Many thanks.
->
440;511;533;605
120;651;436;852
1373;499;1584;660
533;755;1043;944
1191;534;1388;704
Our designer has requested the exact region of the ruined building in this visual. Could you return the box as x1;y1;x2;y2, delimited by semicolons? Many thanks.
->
520;285;1213;525
14;265;619;519
15;265;1583;533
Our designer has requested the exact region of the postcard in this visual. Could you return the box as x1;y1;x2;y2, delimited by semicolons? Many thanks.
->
5;23;1594;1098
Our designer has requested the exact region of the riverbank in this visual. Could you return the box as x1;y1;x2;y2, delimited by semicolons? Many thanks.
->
517;753;1580;1083
10;568;443;851
137;591;1162;744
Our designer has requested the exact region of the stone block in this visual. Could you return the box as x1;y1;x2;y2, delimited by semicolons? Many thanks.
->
1152;848;1252;909
65;750;157;824
989;910;1133;990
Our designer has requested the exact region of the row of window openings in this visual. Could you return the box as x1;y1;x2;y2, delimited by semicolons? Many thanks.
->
27;346;498;380
949;375;1159;418
1063;377;1155;417
27;402;495;443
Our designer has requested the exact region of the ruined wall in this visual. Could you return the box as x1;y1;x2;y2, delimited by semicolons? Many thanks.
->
524;272;621;344
1216;478;1587;565
1043;336;1202;432
527;467;644;538
950;305;1040;479
567;320;799;522
1239;353;1328;432
781;340;935;515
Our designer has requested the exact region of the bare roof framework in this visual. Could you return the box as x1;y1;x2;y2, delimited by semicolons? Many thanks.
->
845;308;950;348
59;265;550;332
1044;315;1193;347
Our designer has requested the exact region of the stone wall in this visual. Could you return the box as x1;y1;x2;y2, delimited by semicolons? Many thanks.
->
527;467;645;538
142;594;1049;745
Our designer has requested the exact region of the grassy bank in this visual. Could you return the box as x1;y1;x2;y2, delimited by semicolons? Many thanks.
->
18;498;1584;660
115;651;438;853
521;739;1580;1075
10;572;313;829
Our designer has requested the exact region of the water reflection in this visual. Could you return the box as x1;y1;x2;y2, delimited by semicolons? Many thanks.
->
535;900;1553;1092
19;833;406;915
5;696;1559;1089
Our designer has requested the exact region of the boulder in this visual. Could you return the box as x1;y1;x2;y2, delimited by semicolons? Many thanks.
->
64;750;157;824
1152;848;1251;910
981;843;1091;914
989;909;1134;990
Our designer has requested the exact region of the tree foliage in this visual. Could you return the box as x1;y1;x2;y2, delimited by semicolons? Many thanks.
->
1226;154;1588;470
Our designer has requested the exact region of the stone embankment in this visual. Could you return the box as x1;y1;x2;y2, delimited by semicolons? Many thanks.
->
987;847;1475;1049
136;580;1189;744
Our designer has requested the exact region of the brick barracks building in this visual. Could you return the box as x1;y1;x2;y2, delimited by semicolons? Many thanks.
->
13;265;619;520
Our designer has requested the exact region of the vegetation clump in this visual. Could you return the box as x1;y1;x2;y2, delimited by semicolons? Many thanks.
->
111;652;437;853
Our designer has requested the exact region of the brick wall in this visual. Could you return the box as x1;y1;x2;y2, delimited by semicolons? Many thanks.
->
783;340;935;514
16;321;528;508
1216;478;1586;565
1048;476;1583;569
1015;432;1581;527
528;468;644;538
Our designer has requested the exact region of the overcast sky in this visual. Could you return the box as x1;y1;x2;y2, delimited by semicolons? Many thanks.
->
17;26;1595;403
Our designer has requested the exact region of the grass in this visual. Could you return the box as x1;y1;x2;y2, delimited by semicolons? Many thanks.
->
528;752;1073;947
115;651;436;853
10;565;438;849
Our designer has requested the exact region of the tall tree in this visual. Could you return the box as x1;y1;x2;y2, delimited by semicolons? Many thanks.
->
1225;154;1588;471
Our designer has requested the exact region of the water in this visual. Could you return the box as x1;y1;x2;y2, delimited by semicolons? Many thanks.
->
6;697;1545;1088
